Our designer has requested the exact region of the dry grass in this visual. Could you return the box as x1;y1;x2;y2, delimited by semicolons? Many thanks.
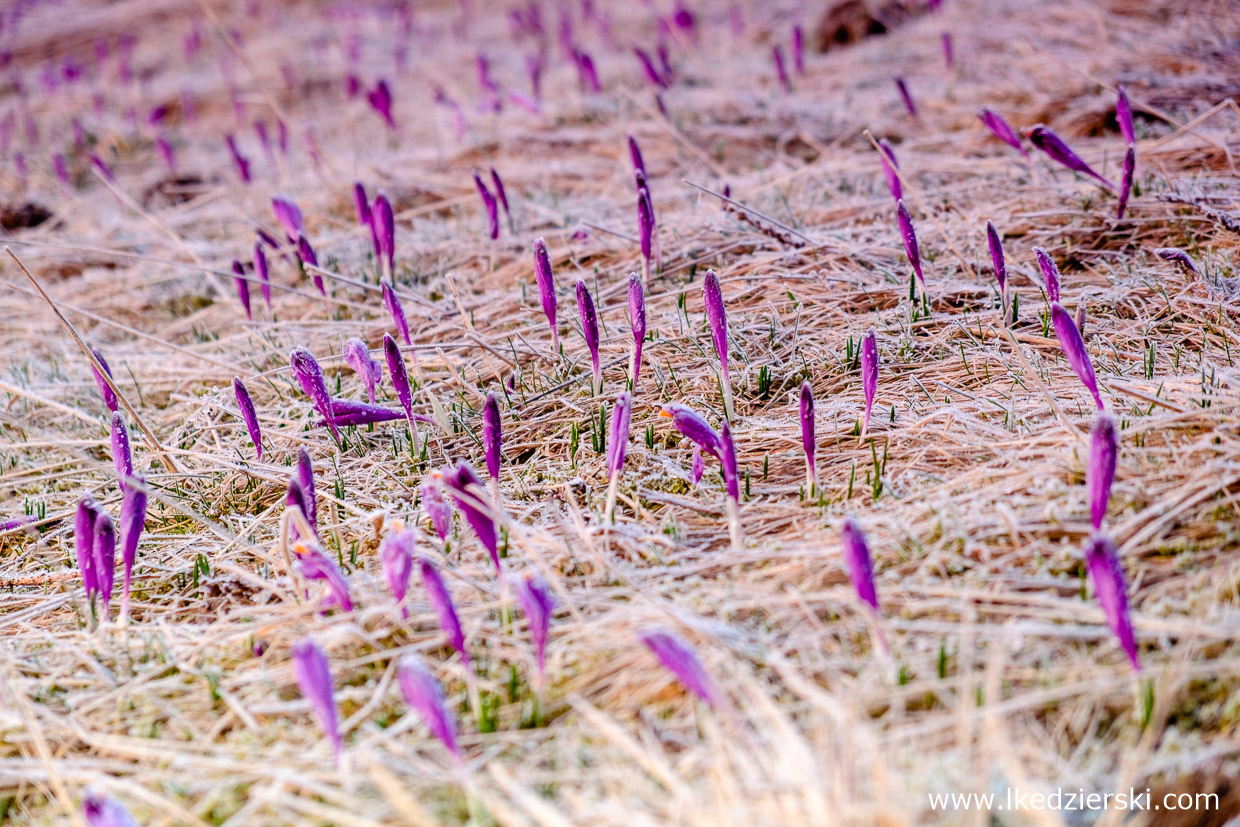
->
3;0;1240;823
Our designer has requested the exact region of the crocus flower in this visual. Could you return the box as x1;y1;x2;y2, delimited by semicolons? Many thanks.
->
82;792;139;827
384;333;420;455
861;327;878;435
111;412;131;494
659;404;722;459
286;478;313;543
877;139;901;202
443;461;500;571
978;109;1026;157
514;574;554;689
576;280;602;396
628;134;646;178
93;511;116;616
76;497;100;599
1117;146;1135;219
232;260;251;319
292;639;343;762
320;399;411;427
272;196;303;240
719;420;741;546
1154;247;1200;276
800;382;816;491
1028;125;1115;191
296;233;326;296
421;470;453;542
533;238;559;350
637;185;654;283
297;447;317;529
986;220;1006;300
373;191;396;278
343;338;381;403
691;445;705;485
91;348;119;413
419;555;469;663
118;476;146;625
634;48;667;89
1051;302;1103;410
482;391;502;485
225;134;251;183
379;522;414;617
253;242;271;309
353;181;371;226
579;51;601;93
367;79;396;129
398;654;461;760
703;269;733;420
894;77;916;118
490;168;512;231
639;629;722;709
382;283;411;345
628;273;646;389
838;516;878;612
290;347;339;442
1089;413;1118;532
1033;246;1061;303
1084;533;1139;670
1116;85;1135;147
896;199;924;290
474;173;499;240
772;45;791;93
793;25;805;74
293;540;352;613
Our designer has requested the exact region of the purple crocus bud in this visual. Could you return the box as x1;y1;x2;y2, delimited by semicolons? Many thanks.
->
343;338;381;403
296;233;326;296
319;399;408;427
490;168;511;227
639;629;722;709
291;639;343;762
380;523;414;617
634;48;666;89
111;412;131;494
703;270;733;419
82;792;139;827
1051;302;1103;410
719;419;740;506
1033;247;1061;303
877;138;901;202
627;274;646;389
1116;85;1135;147
1153;248;1200;276
398;654;462;760
1117;146;1135;220
473;173;499;241
225;134;251;183
93;511;116;616
800;382;816;490
514;574;554;689
156;135;176;173
421;470;453;541
253;242;271;310
1027;125;1115;191
482;392;502;483
53;154;69;187
1089;413;1118;532
382;283;412;345
896;200;924;289
659;404;722;460
579;51;601;93
576;279;602;396
628;134;646;178
772;45;791;93
353;181;371;226
118;476;146;624
370;192;395;276
1084;533;1139;670
75;497;99;598
419;555;468;662
297;447;317;529
289;347;340;442
793;25;805;75
986;221;1006;296
978;109;1026;157
691;445;705;485
638;188;654;280
533;238;559;350
367;79;396;129
232;260;252;320
607;391;633;478
941;32;954;70
861;327;878;435
444;462;500;571
286;479;313;542
894;77;917;118
91;348;119;413
838;515;878;612
271;196;303;240
383;333;420;454
293;541;352;612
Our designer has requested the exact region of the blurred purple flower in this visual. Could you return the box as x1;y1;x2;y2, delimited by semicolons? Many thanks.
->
894;77;917;118
897;199;924;289
634;48;667;89
1154;248;1199;276
225;134;251;183
772;45;791;93
491;168;512;230
380;523;414;617
978;109;1026;158
232;260;252;320
91;348;119;414
1051;302;1103;410
373;191;396;277
793;25;805;74
719;419;740;506
1084;533;1139;670
292;638;343;762
941;32;954;70
367;79;396;129
297;447;317;529
419;555;469;663
1089;413;1118;532
271;197;303;241
877;139;901;202
1117;146;1135;219
382;283;411;345
660;404;722;459
515;573;554;688
1028;125;1115;191
1116;85;1135;147
82;792;138;827
839;515;878;612
691;445;705;485
474;173;499;241
296;233;325;296
293;541;352;613
444;462;500;571
343;338;381;403
353;181;371;226
628;134;646;178
253;242;271;310
534;238;559;350
398;654;462;760
640;629;722;709
422;469;453;542
482;391;502;484
576;280;602;395
638;184;654;281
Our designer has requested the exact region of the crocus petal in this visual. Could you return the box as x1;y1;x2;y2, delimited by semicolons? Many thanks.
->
367;79;396;128
986;221;1006;295
294;542;352;613
628;273;646;387
861;328;878;433
628;134;646;177
232;260;251;319
75;497;99;597
1116;85;1135;147
93;511;116;614
111;412;131;494
1089;413;1118;532
253;242;271;309
977;108;1026;157
800;382;815;487
296;447;317;529
383;334;418;447
1028;125;1115;190
1051;302;1103;410
894;76;916;117
639;629;722;709
607;391;633;477
576;280;601;392
659;404;722;460
119;477;146;606
1033;247;1061;303
703;269;729;381
290;347;339;442
483;391;502;483
382;283;412;345
490;168;510;218
772;44;791;92
514;574;554;684
372;192;396;275
691;445;705;485
292;639;343;760
232;377;262;460
398;654;461;758
343;338;381;404
421;470;453;541
473;173;499;240
380;525;414;617
91;348;119;413
419;555;468;662
353;181;371;226
271;196;303;240
637;186;654;265
1153;248;1199;276
839;516;878;612
1084;533;1140;670
896;200;923;287
444;462;500;571
1117;146;1135;220
719;420;740;505
877;139;901;202
534;237;559;349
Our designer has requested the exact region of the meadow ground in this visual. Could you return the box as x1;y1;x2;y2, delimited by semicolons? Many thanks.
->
2;0;1240;823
